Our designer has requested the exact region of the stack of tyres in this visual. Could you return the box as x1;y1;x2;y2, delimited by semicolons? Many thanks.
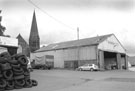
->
0;52;38;91
0;52;13;91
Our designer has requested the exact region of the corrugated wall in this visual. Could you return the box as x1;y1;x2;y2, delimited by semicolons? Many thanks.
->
63;46;96;61
54;50;64;68
79;46;96;60
31;45;97;68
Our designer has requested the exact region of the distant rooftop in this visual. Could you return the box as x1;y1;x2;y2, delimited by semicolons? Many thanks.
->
35;34;113;52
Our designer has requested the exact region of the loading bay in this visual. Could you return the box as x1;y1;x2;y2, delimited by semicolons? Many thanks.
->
14;69;135;91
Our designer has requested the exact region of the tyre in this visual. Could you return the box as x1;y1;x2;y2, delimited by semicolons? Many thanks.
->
13;70;24;76
6;80;14;90
0;79;6;88
11;64;20;68
12;53;25;60
24;76;30;80
7;59;18;64
0;63;12;71
90;68;94;71
0;74;2;78
18;56;28;66
31;79;38;86
24;79;32;88
79;68;82;71
14;85;22;89
14;75;24;80
23;68;30;76
21;66;27;69
13;67;23;73
0;57;7;63
0;88;5;91
3;70;13;80
14;79;25;87
0;52;11;60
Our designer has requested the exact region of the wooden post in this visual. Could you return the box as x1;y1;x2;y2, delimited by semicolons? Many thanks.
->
99;50;104;70
117;53;122;69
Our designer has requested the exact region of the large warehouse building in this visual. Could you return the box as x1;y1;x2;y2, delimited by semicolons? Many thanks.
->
30;34;128;70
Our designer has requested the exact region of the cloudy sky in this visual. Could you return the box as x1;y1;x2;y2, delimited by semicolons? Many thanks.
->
0;0;135;56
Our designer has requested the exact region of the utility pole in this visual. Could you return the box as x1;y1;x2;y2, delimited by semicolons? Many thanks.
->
77;27;80;68
77;27;79;40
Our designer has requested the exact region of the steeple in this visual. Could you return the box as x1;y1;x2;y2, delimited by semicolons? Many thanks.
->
29;10;40;52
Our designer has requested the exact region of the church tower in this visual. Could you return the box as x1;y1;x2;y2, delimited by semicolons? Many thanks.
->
29;11;40;52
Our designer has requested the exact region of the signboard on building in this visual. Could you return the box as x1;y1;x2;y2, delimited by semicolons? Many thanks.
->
0;36;18;47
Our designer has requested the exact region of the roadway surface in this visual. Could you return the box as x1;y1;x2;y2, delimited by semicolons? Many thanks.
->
13;69;135;91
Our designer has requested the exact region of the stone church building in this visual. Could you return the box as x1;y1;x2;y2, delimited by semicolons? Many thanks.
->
17;11;40;56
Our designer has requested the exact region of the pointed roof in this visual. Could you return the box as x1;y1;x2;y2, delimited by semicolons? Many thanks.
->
35;34;113;52
29;10;39;40
17;34;29;46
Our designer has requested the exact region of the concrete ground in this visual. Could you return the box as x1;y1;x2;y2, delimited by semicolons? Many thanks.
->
13;69;135;91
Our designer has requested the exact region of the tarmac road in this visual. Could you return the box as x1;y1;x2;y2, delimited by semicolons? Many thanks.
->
13;69;135;91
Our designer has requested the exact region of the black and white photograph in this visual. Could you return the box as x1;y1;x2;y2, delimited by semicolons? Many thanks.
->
0;0;135;91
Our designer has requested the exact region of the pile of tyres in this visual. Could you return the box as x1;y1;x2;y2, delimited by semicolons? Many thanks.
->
0;52;38;91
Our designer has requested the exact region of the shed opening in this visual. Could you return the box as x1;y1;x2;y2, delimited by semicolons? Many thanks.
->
104;51;118;70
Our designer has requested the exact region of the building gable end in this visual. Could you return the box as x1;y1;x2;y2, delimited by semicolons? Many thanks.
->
98;35;125;53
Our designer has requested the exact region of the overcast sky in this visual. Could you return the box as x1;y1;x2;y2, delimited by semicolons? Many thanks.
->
1;0;135;56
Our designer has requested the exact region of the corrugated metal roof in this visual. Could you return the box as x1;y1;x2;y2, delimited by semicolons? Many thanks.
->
35;34;113;52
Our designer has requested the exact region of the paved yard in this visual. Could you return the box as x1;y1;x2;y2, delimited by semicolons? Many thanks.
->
13;69;135;91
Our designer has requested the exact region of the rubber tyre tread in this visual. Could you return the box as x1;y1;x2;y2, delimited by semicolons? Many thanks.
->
0;74;2;78
0;79;6;88
14;85;22;89
0;52;11;60
13;67;23;73
0;63;12;71
23;68;30;76
11;63;20;68
31;79;38;86
18;56;28;66
14;70;24;76
14;75;24;80
12;53;25;60
0;57;7;63
21;66;27;69
7;59;18;64
24;76;30;80
0;88;5;91
14;79;25;87
24;79;32;88
3;70;13;80
6;80;14;90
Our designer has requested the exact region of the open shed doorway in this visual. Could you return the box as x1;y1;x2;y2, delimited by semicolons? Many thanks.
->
104;51;118;70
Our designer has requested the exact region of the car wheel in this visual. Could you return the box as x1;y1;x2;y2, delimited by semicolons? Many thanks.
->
79;68;82;71
90;68;94;71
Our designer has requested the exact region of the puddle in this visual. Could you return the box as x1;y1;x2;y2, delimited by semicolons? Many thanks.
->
104;77;135;83
72;78;93;86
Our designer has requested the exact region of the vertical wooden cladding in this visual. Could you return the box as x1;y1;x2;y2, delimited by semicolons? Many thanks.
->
54;50;64;68
79;46;96;60
63;46;97;61
63;48;78;61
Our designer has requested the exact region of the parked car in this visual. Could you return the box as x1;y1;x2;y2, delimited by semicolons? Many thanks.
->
77;64;99;71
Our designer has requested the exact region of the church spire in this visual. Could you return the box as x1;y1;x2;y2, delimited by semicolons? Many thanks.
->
29;10;40;52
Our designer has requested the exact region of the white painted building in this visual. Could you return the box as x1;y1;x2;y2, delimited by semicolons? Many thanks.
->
30;34;127;70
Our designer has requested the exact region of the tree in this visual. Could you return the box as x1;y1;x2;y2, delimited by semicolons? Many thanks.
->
0;10;6;36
